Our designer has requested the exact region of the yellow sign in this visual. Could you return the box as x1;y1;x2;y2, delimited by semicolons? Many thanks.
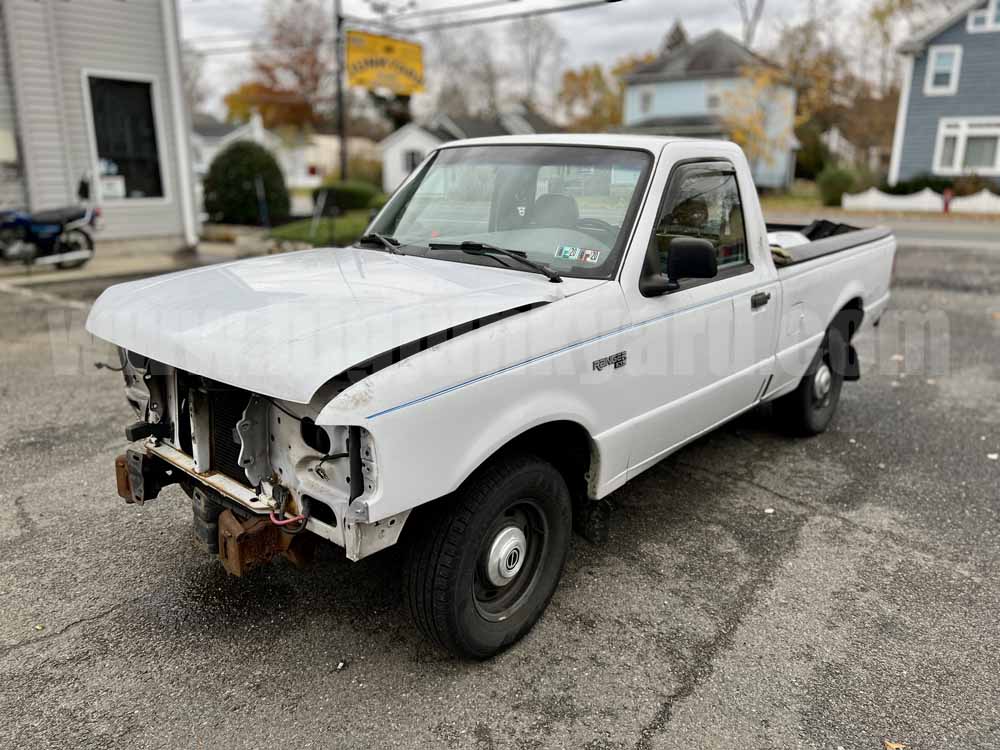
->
346;30;424;96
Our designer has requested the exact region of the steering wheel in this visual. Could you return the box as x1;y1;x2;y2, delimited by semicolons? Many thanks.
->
576;218;618;243
577;218;617;233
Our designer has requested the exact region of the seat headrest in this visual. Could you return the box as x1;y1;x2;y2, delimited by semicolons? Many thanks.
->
670;197;708;229
532;193;579;228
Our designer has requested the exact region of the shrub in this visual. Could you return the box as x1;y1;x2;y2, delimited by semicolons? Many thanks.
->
346;156;383;188
313;180;380;214
204;141;290;226
369;192;389;210
794;124;831;181
880;173;953;196
817;166;857;207
951;174;1000;196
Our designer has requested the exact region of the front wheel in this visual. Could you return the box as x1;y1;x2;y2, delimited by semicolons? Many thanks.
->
404;452;572;659
774;322;848;436
56;228;94;270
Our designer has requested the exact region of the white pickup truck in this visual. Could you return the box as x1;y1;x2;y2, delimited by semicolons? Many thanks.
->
88;135;894;659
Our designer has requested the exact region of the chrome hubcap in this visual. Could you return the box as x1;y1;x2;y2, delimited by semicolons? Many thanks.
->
485;526;527;587
813;363;832;402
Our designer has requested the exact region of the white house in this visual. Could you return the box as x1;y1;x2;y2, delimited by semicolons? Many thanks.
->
378;110;559;193
622;30;798;190
191;113;378;215
0;0;197;249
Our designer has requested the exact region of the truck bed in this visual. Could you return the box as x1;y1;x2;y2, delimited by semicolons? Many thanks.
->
766;220;893;267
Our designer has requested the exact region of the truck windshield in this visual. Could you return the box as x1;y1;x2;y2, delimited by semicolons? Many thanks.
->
368;144;654;280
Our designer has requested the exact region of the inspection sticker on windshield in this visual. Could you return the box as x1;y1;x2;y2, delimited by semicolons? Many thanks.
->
556;246;601;263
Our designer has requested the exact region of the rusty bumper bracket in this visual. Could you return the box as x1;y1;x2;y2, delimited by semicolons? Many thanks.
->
115;448;178;505
217;509;313;576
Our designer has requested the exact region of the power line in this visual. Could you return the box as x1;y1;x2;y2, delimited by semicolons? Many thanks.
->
187;0;622;54
400;0;620;32
389;0;525;21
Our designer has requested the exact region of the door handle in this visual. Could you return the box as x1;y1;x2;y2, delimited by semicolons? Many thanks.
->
751;291;771;309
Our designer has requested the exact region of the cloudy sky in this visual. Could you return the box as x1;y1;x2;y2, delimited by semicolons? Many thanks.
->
179;0;875;115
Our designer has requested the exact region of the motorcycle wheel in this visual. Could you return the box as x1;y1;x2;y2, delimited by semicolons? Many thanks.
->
56;228;94;270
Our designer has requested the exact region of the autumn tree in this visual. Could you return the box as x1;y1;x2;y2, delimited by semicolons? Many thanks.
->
558;53;655;132
769;18;849;128
224;0;333;128
224;82;316;130
252;0;332;109
867;0;961;94
719;65;794;174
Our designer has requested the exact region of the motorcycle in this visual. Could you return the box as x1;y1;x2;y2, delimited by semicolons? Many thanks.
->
1;177;100;270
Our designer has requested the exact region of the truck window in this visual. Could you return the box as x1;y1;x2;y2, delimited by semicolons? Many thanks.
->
650;162;749;276
372;145;653;280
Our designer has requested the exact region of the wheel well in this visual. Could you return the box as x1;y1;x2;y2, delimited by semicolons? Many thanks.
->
398;421;596;547
835;297;864;340
501;421;595;499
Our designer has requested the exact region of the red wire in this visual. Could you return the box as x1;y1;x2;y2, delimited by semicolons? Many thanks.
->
269;511;305;526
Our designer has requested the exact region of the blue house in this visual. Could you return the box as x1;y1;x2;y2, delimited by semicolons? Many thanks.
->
622;31;798;189
889;0;1000;185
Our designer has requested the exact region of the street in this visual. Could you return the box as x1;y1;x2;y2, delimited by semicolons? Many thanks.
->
2;237;999;749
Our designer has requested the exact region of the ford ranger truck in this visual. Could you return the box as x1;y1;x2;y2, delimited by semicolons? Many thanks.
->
87;135;895;659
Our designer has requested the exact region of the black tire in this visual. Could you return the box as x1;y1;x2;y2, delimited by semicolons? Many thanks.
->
404;452;572;659
774;322;848;436
56;228;94;270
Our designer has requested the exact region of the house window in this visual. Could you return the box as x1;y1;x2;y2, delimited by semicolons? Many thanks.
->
934;118;1000;176
924;45;961;96
964;136;999;168
939;135;958;169
639;89;654;115
87;76;164;200
967;0;1000;31
403;149;423;172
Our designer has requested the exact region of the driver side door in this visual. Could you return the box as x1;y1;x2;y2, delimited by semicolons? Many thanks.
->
621;155;772;478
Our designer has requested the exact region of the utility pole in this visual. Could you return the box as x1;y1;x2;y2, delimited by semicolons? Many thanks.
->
334;0;348;180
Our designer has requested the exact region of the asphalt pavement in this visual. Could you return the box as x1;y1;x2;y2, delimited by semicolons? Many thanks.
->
1;236;999;749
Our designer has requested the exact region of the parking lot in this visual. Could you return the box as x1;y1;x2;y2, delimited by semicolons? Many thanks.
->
1;237;998;749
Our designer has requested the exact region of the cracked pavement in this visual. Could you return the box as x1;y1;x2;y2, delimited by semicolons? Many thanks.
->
2;239;999;749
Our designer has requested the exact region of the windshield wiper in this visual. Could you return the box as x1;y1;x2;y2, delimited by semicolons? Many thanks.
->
356;233;402;254
428;241;562;283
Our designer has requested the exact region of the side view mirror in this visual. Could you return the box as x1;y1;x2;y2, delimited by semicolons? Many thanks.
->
77;177;90;201
640;236;718;297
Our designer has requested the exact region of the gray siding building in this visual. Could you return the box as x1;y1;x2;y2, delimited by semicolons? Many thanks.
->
0;0;196;247
890;0;1000;185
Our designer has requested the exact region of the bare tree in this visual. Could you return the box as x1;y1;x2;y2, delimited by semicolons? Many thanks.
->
181;43;207;114
252;0;334;112
423;29;479;117
505;16;566;109
472;43;506;115
735;0;766;47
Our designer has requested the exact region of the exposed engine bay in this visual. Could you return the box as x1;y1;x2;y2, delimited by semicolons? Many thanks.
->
113;348;408;573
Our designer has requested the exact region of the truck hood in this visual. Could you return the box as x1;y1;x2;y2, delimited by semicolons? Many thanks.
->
86;247;603;403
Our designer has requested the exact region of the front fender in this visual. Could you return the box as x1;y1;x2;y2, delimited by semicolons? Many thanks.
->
315;282;633;522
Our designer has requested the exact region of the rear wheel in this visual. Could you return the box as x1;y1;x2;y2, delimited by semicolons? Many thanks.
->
56;228;94;270
404;452;572;659
774;322;848;436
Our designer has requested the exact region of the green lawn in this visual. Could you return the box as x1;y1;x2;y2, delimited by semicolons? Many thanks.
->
760;180;823;213
270;210;370;247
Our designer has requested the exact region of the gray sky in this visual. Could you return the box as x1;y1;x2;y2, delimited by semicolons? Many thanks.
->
180;0;873;115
